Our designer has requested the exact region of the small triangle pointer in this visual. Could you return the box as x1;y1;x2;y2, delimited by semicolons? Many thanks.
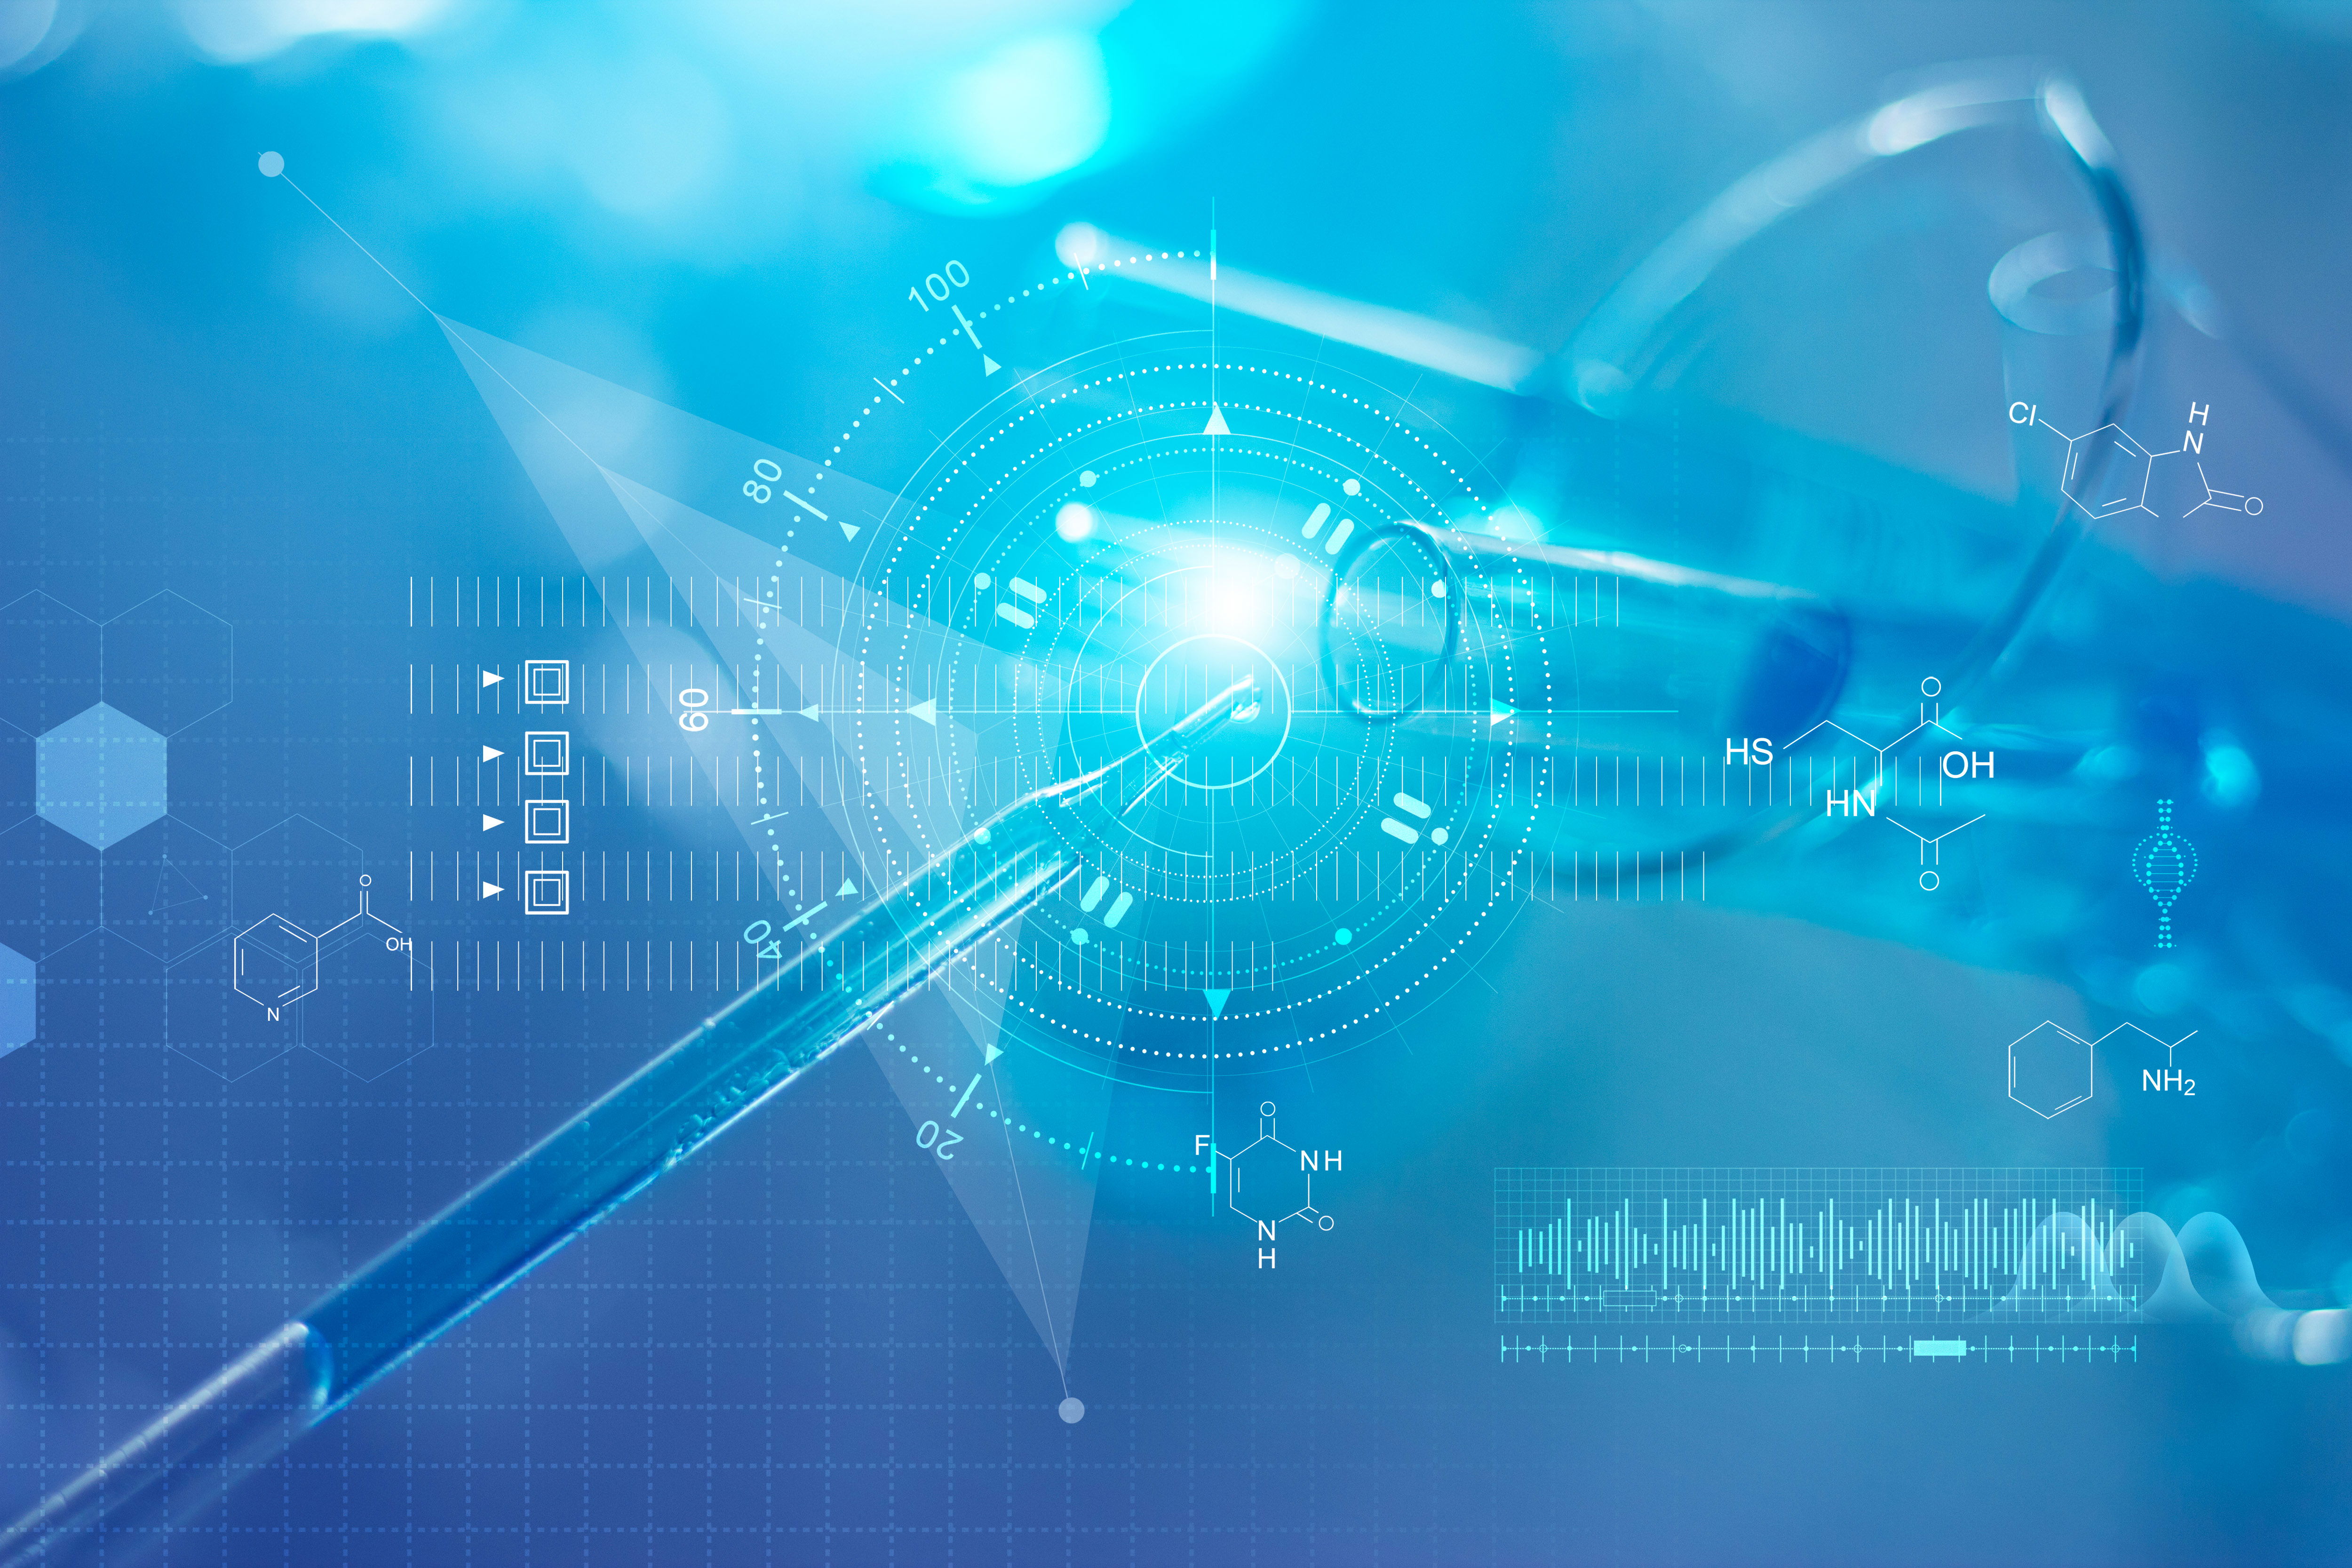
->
907;698;937;725
982;355;1001;375
1203;405;1230;437
839;521;861;542
481;881;503;898
482;744;504;761
481;669;503;687
983;1042;1003;1066
482;814;502;831
1203;988;1232;1019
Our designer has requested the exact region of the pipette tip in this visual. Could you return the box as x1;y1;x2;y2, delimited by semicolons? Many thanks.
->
1119;673;1257;814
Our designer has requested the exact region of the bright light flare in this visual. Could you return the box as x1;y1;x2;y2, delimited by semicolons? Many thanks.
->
1204;570;1266;632
171;0;460;62
935;32;1109;190
1056;222;1106;268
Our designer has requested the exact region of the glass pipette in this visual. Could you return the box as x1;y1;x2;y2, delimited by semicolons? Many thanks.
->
0;674;1258;1568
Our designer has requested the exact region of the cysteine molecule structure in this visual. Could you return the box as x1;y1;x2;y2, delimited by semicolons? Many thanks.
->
2130;799;2197;950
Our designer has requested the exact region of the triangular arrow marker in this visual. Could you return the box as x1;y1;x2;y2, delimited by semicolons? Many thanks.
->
1489;699;1515;726
907;698;937;725
481;881;503;898
1203;405;1230;437
983;1042;1003;1065
983;355;1001;375
481;814;503;831
836;878;858;897
799;703;820;720
482;744;504;761
839;521;861;542
481;669;502;687
1203;988;1232;1019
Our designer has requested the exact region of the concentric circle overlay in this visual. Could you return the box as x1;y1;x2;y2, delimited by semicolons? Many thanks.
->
1134;634;1291;791
829;271;1543;1085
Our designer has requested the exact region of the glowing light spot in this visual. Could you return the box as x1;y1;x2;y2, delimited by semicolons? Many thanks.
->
934;32;1110;191
177;0;457;63
1206;573;1263;630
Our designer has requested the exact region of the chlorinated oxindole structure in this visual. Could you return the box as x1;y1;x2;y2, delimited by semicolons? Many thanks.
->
2130;799;2197;951
1219;1102;1340;1269
2008;398;2261;519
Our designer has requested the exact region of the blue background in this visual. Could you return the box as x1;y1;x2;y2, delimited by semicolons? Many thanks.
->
5;2;2352;1561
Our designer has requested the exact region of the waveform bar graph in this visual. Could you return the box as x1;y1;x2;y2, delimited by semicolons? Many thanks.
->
1495;1169;2145;1325
1496;1333;2142;1367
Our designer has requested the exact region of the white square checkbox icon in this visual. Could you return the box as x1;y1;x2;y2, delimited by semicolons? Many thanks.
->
522;869;570;915
522;799;571;845
523;660;569;706
523;731;570;775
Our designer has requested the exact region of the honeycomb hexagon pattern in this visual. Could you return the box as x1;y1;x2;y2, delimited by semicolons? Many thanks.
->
34;701;167;851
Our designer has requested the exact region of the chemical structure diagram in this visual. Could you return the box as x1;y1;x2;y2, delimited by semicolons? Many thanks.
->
1771;677;1996;892
232;874;411;1021
2009;398;2260;519
2007;1020;2199;1119
1218;1102;1340;1269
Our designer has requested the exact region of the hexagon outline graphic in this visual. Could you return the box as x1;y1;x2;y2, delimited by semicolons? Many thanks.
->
34;700;168;851
0;813;106;961
230;812;366;860
228;813;367;932
304;882;440;1082
2007;1020;2095;1119
98;812;232;969
100;589;236;737
0;590;102;738
233;914;319;1016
